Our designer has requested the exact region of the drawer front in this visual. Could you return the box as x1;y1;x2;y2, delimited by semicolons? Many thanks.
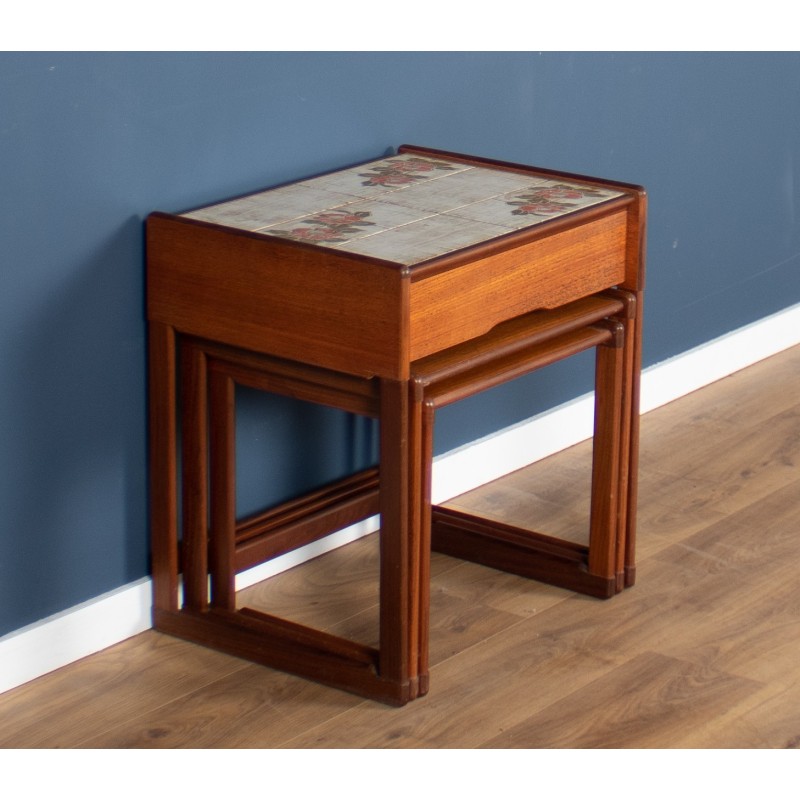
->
408;210;627;361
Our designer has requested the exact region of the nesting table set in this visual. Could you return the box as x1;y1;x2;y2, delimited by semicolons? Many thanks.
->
147;145;646;706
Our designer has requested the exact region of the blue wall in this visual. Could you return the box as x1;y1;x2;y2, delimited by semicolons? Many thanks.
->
2;52;799;637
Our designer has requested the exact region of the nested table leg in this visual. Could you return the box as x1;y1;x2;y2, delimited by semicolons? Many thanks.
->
624;291;644;587
208;365;236;611
602;288;641;588
150;299;637;701
148;322;179;613
587;320;625;582
378;378;429;700
152;341;427;705
418;319;627;598
180;338;210;612
416;397;435;694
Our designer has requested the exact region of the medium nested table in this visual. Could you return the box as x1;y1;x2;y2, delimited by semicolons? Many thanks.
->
147;145;646;705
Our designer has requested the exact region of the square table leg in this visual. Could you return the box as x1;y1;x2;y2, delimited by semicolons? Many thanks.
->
148;322;179;614
378;378;429;700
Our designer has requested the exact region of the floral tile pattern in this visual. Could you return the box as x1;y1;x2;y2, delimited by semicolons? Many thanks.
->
376;167;539;214
445;178;622;232
267;209;376;244
506;181;613;217
357;156;460;188
182;183;359;231
182;154;624;265
293;154;471;201
260;201;429;246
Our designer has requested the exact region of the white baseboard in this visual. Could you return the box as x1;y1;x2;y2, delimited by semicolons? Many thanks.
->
2;300;798;696
639;302;800;415
0;579;152;695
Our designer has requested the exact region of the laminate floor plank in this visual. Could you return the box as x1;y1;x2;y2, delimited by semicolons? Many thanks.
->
428;556;573;619
446;479;591;546
662;408;800;517
277;607;634;749
0;632;250;748
677;679;800;749
236;532;383;644
479;651;763;749
76;661;364;749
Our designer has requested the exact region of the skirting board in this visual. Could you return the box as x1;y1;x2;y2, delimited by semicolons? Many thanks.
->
2;300;799;695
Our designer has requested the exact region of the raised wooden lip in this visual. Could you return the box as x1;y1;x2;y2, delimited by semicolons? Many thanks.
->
145;210;405;274
148;196;632;283
147;144;644;279
406;196;632;281
399;143;647;196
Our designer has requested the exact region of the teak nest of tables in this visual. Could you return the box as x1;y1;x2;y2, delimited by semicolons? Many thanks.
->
147;145;646;706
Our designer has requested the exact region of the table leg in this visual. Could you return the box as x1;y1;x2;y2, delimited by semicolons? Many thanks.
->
601;289;639;591
379;378;428;701
180;338;209;612
148;322;179;613
209;365;236;610
588;321;624;580
409;385;433;696
624;290;644;587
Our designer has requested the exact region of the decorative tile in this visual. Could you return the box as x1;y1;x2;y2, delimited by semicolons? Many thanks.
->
295;154;471;201
373;167;541;215
448;179;624;230
259;200;434;246
503;179;623;218
332;213;511;266
182;184;359;230
181;154;625;265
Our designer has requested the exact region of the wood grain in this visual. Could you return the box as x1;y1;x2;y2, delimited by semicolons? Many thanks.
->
408;212;627;361
480;651;761;749
147;214;409;379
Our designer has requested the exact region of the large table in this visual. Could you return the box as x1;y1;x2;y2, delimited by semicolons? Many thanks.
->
147;145;646;705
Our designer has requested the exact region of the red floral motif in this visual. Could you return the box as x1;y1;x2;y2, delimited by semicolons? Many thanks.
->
534;187;585;199
389;158;445;173
281;226;346;243
359;157;456;187
270;209;375;244
311;210;375;226
360;173;418;187
511;201;572;215
507;183;609;217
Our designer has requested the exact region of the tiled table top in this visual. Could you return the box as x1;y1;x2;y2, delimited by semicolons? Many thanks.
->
183;154;624;266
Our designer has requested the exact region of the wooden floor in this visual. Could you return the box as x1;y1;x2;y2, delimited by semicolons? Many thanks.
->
1;345;799;749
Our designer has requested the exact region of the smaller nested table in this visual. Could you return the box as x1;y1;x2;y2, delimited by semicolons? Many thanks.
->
147;145;646;705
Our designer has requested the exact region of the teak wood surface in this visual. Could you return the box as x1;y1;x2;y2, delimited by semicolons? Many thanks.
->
145;145;647;705
1;344;798;747
147;144;645;380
